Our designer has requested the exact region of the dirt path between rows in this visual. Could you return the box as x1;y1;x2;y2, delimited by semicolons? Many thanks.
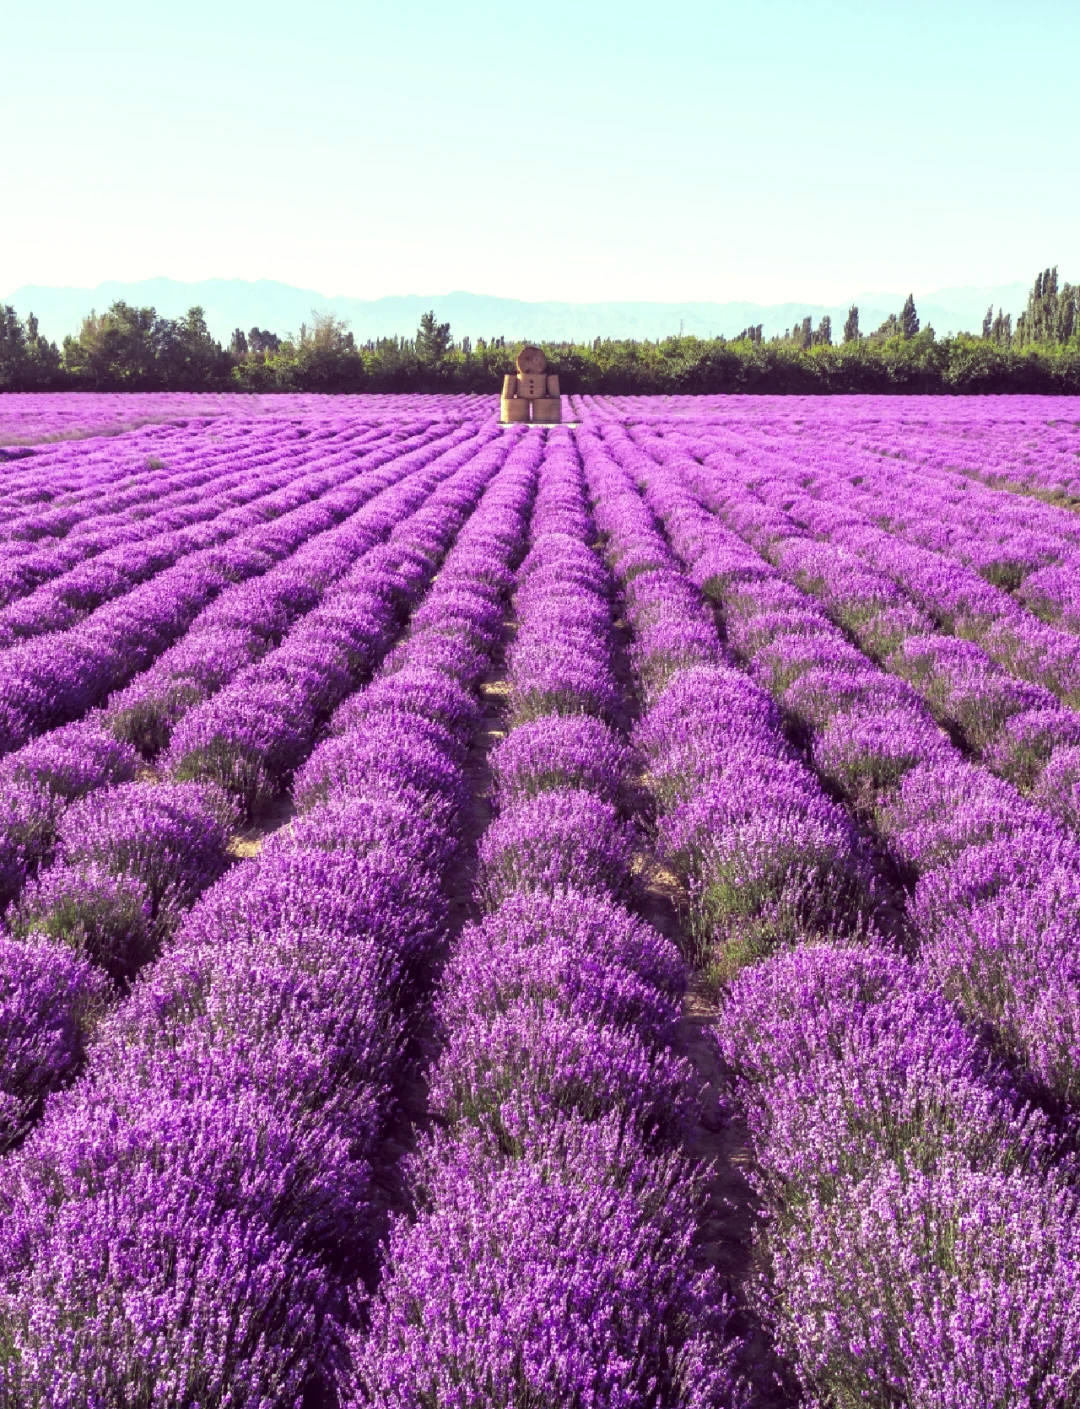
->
636;858;796;1408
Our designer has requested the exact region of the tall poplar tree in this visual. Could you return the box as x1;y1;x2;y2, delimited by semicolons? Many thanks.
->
900;294;920;340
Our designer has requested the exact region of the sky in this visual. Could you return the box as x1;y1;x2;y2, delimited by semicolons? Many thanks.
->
2;0;1077;306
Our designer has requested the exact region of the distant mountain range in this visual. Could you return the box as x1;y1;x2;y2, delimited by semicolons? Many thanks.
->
2;277;1032;346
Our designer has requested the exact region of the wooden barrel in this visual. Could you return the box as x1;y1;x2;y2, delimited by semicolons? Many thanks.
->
531;397;562;424
500;397;530;423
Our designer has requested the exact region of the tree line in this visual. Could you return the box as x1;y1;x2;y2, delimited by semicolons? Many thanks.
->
3;271;1080;396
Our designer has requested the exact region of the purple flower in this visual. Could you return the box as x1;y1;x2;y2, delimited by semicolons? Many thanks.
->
0;779;63;910
477;787;637;909
0;720;138;802
430;891;692;1148
490;713;633;807
54;780;238;918
0;935;106;1152
343;1116;747;1409
12;861;155;981
811;706;953;813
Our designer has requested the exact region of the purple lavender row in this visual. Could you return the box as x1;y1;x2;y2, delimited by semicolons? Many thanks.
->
0;390;496;447
0;778;238;1150
636;415;1080;829
574;392;1080;502
347;428;745;1407
738;438;1080;702
712;942;1080;1406
0;441;355;635
476;433;636;914
672;458;1080;829
0;427;484;933
0;451;260;572
0;459;407;909
654;409;1080;584
683;422;1080;675
740;440;1080;680
103;421;484;757
882;408;1080;501
0;421;478;759
0;418;440;642
0;419;220;508
628;438;1080;1115
578;426;1080;1405
833;397;1080;501
0;415;336;541
630;411;1080;656
0;416;403;610
109;421;487;761
0;416;455;587
164;433;511;814
585;403;1080;625
0;414;349;523
580;427;871;979
0;437;510;1148
8;425;491;882
617;419;1080;761
0;437;538;1405
718;413;1080;587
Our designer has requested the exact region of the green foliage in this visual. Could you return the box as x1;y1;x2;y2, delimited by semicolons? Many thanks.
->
62;302;230;390
900;293;920;340
4;267;1080;397
991;309;1013;345
231;311;364;391
248;328;281;355
874;312;900;341
416;309;452;365
1015;266;1078;348
0;306;62;390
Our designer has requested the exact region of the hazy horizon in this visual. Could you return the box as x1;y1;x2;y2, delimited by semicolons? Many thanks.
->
1;275;1035;346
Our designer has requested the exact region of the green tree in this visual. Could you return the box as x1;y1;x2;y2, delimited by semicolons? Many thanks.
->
63;302;161;387
0;305;32;390
0;306;61;390
812;315;832;346
248;328;281;356
60;301;227;389
900;293;920;340
416;309;452;365
291;311;364;391
843;305;860;343
1015;266;1078;347
160;307;231;389
982;305;993;340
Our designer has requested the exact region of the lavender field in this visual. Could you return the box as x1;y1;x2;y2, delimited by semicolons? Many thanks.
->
1;390;1080;1406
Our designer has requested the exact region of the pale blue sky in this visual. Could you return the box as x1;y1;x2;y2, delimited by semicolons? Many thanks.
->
2;0;1076;304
